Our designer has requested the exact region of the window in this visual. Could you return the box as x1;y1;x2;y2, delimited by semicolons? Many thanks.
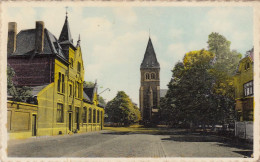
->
75;82;78;98
245;62;250;70
82;107;87;123
58;72;61;92
70;58;73;68
57;73;65;93
77;62;81;73
244;81;253;97
57;103;64;123
88;108;92;123
78;83;81;98
145;73;150;80
93;109;96;123
62;74;65;93
151;73;155;79
97;110;100;123
69;84;73;97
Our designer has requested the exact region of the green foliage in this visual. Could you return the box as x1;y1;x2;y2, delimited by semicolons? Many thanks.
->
106;91;141;126
208;32;242;98
7;65;32;102
83;81;95;88
160;33;241;128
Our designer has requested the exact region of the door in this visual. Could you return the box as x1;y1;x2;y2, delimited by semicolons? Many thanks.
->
69;113;72;131
75;108;80;130
32;114;37;136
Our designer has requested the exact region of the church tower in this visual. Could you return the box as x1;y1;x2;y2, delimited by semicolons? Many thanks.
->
139;37;160;123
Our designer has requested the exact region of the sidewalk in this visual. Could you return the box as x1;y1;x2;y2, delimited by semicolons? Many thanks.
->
8;130;110;146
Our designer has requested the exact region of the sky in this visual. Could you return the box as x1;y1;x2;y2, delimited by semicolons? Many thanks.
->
4;5;253;105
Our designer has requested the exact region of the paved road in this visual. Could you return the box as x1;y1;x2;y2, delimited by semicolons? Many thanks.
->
7;130;253;157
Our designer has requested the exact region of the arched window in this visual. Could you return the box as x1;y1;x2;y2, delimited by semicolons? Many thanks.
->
145;73;150;80
97;110;100;123
82;107;87;123
88;108;92;123
151;73;156;79
93;109;96;123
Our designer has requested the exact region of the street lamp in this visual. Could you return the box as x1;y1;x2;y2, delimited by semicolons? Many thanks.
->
98;88;110;95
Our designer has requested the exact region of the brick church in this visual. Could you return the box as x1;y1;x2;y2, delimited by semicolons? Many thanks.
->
139;37;166;124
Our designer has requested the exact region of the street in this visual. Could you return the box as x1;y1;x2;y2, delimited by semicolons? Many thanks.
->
7;129;253;158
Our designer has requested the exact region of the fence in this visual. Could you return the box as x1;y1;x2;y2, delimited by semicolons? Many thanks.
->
235;121;253;142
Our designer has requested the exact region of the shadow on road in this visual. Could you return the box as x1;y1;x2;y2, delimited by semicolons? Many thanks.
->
161;135;223;142
101;131;129;135
232;150;253;157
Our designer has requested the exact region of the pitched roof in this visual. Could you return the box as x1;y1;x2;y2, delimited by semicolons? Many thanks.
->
83;83;97;102
31;84;48;96
58;16;73;44
8;28;66;60
140;37;160;69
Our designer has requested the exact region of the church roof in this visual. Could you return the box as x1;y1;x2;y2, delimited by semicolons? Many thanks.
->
58;15;73;44
140;37;160;69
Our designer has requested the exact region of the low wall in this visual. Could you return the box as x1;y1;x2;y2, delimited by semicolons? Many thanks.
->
7;101;38;139
235;121;253;142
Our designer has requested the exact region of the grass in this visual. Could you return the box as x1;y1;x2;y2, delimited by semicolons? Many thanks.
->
103;124;170;134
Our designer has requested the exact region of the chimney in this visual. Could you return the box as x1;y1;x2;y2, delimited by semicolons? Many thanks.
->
7;22;17;54
35;21;45;53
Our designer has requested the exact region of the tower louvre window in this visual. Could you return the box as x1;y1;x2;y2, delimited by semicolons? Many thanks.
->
145;73;150;80
151;73;155;79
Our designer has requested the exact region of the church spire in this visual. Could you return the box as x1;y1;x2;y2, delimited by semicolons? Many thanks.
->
140;37;160;69
59;8;73;44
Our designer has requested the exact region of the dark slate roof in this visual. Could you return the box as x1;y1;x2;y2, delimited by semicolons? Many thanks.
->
30;84;48;96
59;16;73;44
9;28;66;60
160;89;167;98
83;91;91;101
141;37;160;69
83;84;97;102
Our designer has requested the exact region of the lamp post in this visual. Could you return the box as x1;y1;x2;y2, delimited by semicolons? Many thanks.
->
98;88;110;95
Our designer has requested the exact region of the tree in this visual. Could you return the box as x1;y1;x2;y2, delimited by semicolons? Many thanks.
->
7;65;32;102
207;32;242;98
160;33;240;129
106;91;141;126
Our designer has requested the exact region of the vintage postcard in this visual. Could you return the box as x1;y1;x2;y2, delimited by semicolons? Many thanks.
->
0;1;259;161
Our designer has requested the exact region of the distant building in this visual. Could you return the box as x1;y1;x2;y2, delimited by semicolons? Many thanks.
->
7;13;104;139
234;48;254;121
139;37;161;123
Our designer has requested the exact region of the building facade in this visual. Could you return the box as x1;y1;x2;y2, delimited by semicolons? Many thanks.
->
139;37;160;123
7;14;104;139
234;48;254;121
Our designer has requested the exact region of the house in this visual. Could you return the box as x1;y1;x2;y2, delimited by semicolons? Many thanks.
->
234;48;254;121
7;14;104;139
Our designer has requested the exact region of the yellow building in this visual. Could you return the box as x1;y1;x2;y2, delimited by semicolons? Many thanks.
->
7;14;104;139
234;48;254;121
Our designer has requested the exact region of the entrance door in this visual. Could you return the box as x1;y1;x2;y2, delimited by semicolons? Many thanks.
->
69;113;72;131
32;114;37;136
75;108;80;130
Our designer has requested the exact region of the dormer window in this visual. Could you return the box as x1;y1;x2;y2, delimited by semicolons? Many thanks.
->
70;58;73;68
245;62;250;70
77;62;81;73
